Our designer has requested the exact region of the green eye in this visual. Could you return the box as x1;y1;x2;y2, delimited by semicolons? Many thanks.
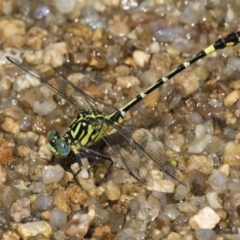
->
55;139;70;156
48;130;59;141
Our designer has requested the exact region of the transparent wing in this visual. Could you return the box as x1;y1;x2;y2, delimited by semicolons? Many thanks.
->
91;118;186;186
6;56;118;116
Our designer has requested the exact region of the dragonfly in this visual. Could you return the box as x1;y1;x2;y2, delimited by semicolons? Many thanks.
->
6;31;240;187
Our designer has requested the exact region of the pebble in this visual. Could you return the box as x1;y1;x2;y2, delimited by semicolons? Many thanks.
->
223;141;240;166
1;231;20;240
36;193;53;211
25;27;48;49
177;202;197;214
10;198;31;222
33;97;57;116
129;194;161;221
42;165;65;184
133;50;149;67
12;221;52;239
50;207;67;229
224;89;240;107
209;170;229;193
53;0;76;14
24;50;44;65
104;180;121;201
0;19;26;40
185;155;214;175
189;207;220;230
206;192;222;209
116;76;140;89
66;184;88;205
173;67;199;96
0;139;13;164
165;133;184;152
0;165;7;185
43;42;67;67
53;190;71;216
107;21;130;37
64;210;95;238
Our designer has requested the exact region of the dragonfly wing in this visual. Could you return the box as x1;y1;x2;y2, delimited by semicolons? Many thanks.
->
7;56;118;115
90;116;186;186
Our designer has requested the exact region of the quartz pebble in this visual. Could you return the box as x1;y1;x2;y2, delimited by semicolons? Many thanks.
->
12;221;52;239
188;207;220;230
42;165;65;184
133;50;149;67
10;198;31;222
223;141;240;166
64;210;95;238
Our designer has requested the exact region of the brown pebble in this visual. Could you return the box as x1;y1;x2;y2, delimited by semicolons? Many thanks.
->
0;139;13;164
53;190;71;216
66;184;88;205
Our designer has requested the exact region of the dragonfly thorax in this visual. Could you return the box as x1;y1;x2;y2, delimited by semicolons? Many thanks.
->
47;130;71;156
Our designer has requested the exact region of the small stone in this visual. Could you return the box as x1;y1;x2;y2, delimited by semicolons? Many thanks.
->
53;0;77;14
33;97;57;116
0;165;7;185
2;231;20;240
108;21;130;37
146;170;175;193
186;155;214;175
64;210;95;238
12;221;52;239
116;76;140;89
16;146;32;158
167;232;181;239
50;207;67;229
43;42;67;67
208;170;229;193
53;190;71;216
42;165;65;184
0;19;26;40
10;198;31;222
25;27;48;49
133;50;149;67
206;192;222;209
1;116;20;133
104;180;121;201
0;139;13;164
223;141;240;166
173;67;199;96
66;184;88;205
24;50;44;66
94;225;111;237
224;90;240;107
177;202;197;213
217;163;230;176
188;207;220;230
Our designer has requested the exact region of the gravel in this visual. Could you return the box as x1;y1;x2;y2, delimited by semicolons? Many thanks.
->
0;0;240;239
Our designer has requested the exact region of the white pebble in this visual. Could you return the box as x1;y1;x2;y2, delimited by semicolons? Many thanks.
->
188;133;212;154
53;0;77;14
189;207;220;230
43;42;67;67
42;165;65;184
133;50;149;67
33;97;57;116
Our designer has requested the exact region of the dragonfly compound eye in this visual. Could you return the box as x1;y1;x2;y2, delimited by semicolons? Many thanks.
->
55;139;71;156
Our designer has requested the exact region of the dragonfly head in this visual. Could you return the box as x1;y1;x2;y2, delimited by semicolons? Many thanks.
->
47;130;71;156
